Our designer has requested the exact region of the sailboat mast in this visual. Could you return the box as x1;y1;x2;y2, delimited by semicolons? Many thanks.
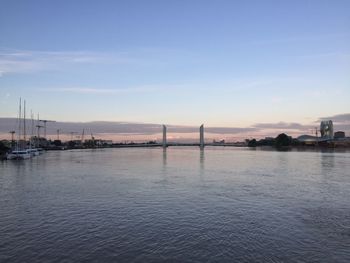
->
18;98;22;150
30;110;34;150
31;111;34;136
37;113;40;147
24;100;26;143
82;129;85;144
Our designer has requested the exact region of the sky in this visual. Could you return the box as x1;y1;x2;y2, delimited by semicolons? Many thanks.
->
0;0;349;140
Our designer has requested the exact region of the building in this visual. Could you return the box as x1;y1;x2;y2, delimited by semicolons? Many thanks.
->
334;131;345;139
320;120;333;139
296;135;318;145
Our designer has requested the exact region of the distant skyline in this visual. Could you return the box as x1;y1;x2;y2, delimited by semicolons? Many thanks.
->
1;112;349;142
1;1;349;130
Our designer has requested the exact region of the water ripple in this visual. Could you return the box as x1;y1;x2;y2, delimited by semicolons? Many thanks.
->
1;147;350;262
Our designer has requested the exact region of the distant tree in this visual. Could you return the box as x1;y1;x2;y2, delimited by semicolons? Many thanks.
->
257;138;275;146
0;141;10;154
291;138;301;146
275;133;291;148
68;141;77;148
248;139;257;147
53;140;62;146
84;140;95;148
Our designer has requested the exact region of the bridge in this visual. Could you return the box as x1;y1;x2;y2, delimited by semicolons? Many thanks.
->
110;124;229;148
161;124;204;148
44;124;246;151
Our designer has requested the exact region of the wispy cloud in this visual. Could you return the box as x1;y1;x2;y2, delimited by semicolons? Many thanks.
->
38;78;289;96
289;52;350;60
43;86;158;94
1;115;349;140
0;48;157;76
0;118;256;135
0;47;203;77
251;33;349;45
0;49;97;76
318;113;350;132
39;83;189;95
319;113;350;122
254;115;350;134
205;127;257;134
253;122;313;131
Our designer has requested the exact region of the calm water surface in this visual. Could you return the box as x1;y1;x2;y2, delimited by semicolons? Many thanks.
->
1;147;350;262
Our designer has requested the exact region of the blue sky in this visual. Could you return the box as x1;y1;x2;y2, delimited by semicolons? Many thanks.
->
0;0;349;130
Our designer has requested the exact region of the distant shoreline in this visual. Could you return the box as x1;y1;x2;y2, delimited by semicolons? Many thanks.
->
2;143;350;160
44;144;350;152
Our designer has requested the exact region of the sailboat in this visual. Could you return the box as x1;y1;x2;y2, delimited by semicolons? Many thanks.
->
7;149;31;160
27;110;40;157
7;98;32;160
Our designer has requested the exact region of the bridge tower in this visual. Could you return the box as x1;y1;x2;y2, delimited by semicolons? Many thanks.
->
200;124;204;149
162;125;167;148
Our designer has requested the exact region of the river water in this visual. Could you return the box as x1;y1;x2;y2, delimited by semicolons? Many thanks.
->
0;147;349;262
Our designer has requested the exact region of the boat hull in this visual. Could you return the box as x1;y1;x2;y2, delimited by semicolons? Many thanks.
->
7;152;32;160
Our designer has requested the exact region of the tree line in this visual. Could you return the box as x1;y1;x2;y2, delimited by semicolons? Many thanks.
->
247;133;300;148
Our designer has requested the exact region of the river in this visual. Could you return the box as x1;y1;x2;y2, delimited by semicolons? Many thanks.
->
1;147;349;262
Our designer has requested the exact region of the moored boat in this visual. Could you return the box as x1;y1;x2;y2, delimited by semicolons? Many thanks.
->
8;98;33;161
7;150;32;160
37;148;45;154
28;148;40;156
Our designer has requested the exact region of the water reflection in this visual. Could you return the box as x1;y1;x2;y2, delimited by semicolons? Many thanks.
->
1;148;350;263
321;153;335;170
199;149;205;173
162;148;167;168
277;150;288;169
